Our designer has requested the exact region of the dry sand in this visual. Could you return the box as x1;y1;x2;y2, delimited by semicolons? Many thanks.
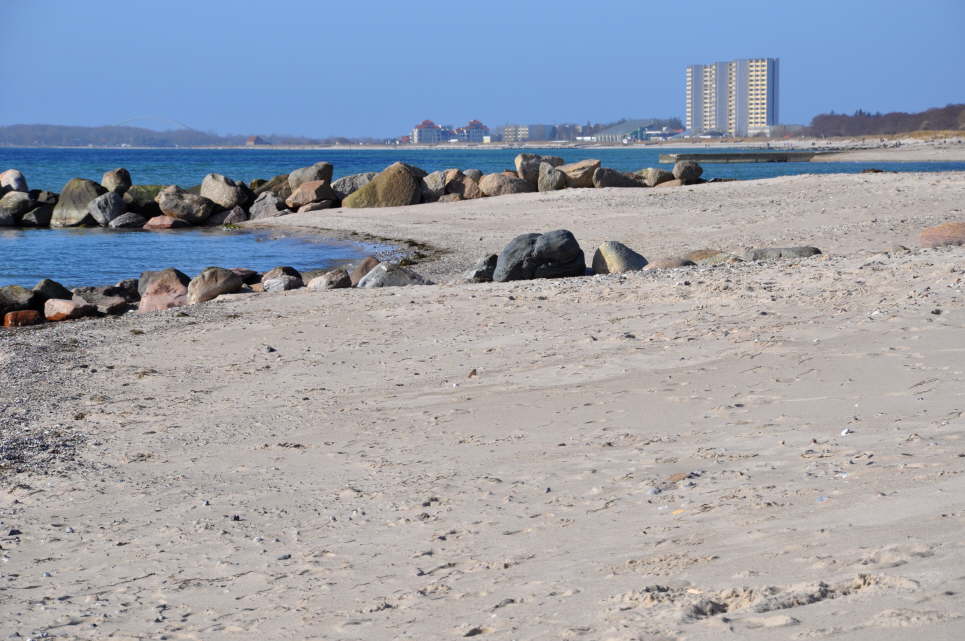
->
2;171;965;640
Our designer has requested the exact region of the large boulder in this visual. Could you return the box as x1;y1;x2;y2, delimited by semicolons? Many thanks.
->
289;162;334;191
0;285;42;316
558;159;601;188
44;299;97;322
0;191;34;225
253;174;292;201
286;180;338;209
343;162;423;208
248;192;286;219
463;254;498;283
122;185;164;218
591;241;648;274
493;230;586;282
357;263;432;288
19;204;53;227
349;256;381;285
421;170;450;203
109;212;148;228
72;285;131;315
263;275;303;292
50;178;106;227
332;172;376;200
201;173;248;210
638;168;674;187
672;160;703;184
87;192;126;227
478;173;536;197
743;246;822;261
919;221;965;248
155;185;215;224
307;269;352;290
444;170;483;199
101;168;132;194
33;278;73;301
592;168;644;189
261;266;302;285
538;162;567;192
1;169;28;193
3;310;43;327
515;154;564;186
187;267;244;304
205;206;248;226
138;268;190;312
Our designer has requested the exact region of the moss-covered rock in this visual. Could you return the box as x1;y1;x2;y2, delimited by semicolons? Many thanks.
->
342;162;423;208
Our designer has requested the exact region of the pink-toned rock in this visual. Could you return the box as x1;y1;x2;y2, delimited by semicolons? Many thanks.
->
919;221;965;248
3;310;43;327
444;170;483;199
143;215;189;229
654;178;685;188
297;200;335;213
558;159;601;188
44;299;97;322
350;256;381;286
286;180;337;209
307;269;352;290
138;268;190;313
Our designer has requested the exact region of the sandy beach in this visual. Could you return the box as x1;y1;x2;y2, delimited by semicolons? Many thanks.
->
2;171;965;640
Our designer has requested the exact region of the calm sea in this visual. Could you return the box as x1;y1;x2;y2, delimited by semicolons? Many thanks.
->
2;147;964;289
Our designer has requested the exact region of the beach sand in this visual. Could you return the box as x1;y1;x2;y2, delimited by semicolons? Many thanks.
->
2;171;964;640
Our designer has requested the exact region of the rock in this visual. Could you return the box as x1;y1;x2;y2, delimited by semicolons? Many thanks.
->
558;159;601;188
0;191;34;225
231;268;261;285
672;160;703;184
3;310;43;327
263;275;303;292
515;154;564;185
478;173;536;197
49;179;106;227
261;266;302;284
638;168;674;187
357;263;432;288
1;169;28;193
248;192;286;219
108;212;148;228
493;230;586;282
44;299;97;322
343;162;424;208
463;254;498;283
592;167;644;189
286;180;338;209
19;204;54;227
592;241;648;274
137;268;190;312
113;278;140;301
744;246;822;261
33;278;73;301
289;162;334;191
143;215;189;229
437;194;463;203
307;269;352;290
204;206;247;226
297;201;334;213
464;169;482;182
0;285;42;316
101;168;132;194
349;256;381;285
421;170;450;203
696;252;743;266
122;185;165;218
87;192;126;226
919;221;965;248
155;185;215;224
332;172;376;200
187;267;244;304
72;286;131;315
644;257;696;270
682;249;722;262
444;170;483;199
655;179;685;188
201;173;248;209
30;190;58;205
253;174;292;201
537;162;567;192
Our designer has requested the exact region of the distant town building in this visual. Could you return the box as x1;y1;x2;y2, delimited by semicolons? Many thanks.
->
594;119;661;144
411;120;445;144
454;120;489;143
500;124;529;143
245;135;269;146
685;58;779;137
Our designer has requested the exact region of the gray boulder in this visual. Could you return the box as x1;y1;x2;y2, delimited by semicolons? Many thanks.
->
672;160;703;184
201;173;248;210
592;168;645;189
51;178;107;227
515;154;564;186
538;162;567;192
33;278;73;301
20;204;53;227
591;241;648;274
307;269;352;290
122;185;164;218
155;185;215;224
101;168;132;194
261;266;302;286
72;285;132;315
493;230;586;282
478;173;536;197
0;191;34;225
639;167;674;187
252;174;292;201
109;212;148;229
187;267;244;304
206;206;248;226
248;192;286;219
88;192;126;226
350;256;381;285
743;246;822;261
464;254;498;283
289;162;334;190
0;285;42;316
357;263;432;288
263;275;303;292
332;172;376;201
1;169;28;193
421;170;450;203
464;169;483;182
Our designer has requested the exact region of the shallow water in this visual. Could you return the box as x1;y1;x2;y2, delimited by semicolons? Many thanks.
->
0;227;390;288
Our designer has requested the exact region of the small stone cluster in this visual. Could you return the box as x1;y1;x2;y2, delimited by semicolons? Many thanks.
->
0;156;705;230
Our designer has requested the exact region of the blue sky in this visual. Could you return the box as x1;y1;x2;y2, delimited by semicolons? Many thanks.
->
2;0;962;137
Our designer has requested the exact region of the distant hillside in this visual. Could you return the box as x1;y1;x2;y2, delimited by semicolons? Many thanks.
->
808;104;965;137
0;124;383;147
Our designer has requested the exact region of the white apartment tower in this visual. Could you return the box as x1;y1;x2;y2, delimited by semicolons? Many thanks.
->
685;58;779;136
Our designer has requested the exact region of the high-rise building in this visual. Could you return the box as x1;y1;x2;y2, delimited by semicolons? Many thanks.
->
685;58;779;137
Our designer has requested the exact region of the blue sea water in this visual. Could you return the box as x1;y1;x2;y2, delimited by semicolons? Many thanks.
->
2;146;964;289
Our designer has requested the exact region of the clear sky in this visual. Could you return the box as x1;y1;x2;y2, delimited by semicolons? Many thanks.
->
2;0;963;138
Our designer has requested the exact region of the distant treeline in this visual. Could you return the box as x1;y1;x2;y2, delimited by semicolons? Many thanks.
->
0;124;384;147
808;104;965;137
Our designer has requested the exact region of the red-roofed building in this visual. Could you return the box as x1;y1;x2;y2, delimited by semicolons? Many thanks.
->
411;120;445;144
455;120;489;143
